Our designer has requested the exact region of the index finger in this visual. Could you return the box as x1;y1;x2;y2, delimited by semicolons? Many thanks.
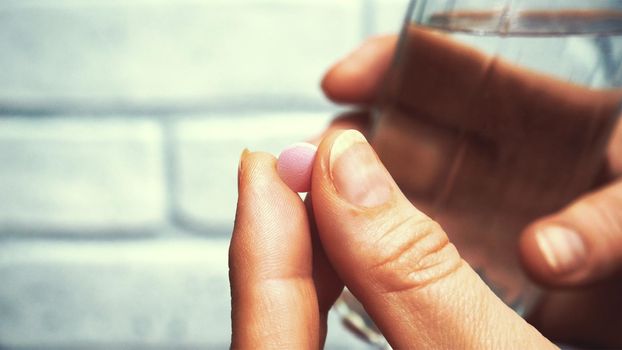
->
229;151;319;349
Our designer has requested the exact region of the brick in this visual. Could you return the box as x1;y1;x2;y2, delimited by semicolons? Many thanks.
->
173;112;333;233
0;238;370;349
0;0;362;110
0;118;166;234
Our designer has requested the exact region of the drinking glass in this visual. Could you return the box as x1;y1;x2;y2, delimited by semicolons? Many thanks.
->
335;0;622;347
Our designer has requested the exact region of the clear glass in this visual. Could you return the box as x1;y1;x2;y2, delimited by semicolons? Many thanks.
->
336;0;622;347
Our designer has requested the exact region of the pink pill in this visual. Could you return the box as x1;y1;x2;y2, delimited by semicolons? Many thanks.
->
277;143;317;193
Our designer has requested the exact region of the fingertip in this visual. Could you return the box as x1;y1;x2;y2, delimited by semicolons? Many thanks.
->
520;223;555;286
519;221;590;287
320;35;398;104
321;61;374;104
237;151;278;193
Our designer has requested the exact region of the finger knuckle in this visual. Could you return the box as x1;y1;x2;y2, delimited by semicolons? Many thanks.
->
367;215;463;293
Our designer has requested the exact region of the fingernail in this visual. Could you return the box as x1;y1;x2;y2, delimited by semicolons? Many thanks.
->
329;130;392;207
535;226;588;275
239;148;250;171
238;148;251;186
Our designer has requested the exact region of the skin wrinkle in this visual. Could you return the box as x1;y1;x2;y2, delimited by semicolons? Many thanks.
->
347;29;620;346
375;258;465;296
370;264;497;349
406;245;463;285
370;215;444;267
303;130;558;349
317;30;606;347
358;209;463;293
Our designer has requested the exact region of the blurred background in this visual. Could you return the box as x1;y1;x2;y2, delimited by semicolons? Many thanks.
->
0;0;408;349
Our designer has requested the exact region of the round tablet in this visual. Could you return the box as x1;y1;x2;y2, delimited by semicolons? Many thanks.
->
277;143;317;193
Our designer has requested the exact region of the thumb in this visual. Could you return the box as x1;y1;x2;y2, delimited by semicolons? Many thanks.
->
311;130;555;350
520;180;622;286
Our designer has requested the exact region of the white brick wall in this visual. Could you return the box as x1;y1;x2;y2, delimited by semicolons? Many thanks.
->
0;239;367;349
0;118;166;235
0;0;363;111
0;0;406;348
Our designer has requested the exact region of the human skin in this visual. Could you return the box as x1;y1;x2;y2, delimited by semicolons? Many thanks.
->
231;132;556;349
230;23;622;350
321;33;622;347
